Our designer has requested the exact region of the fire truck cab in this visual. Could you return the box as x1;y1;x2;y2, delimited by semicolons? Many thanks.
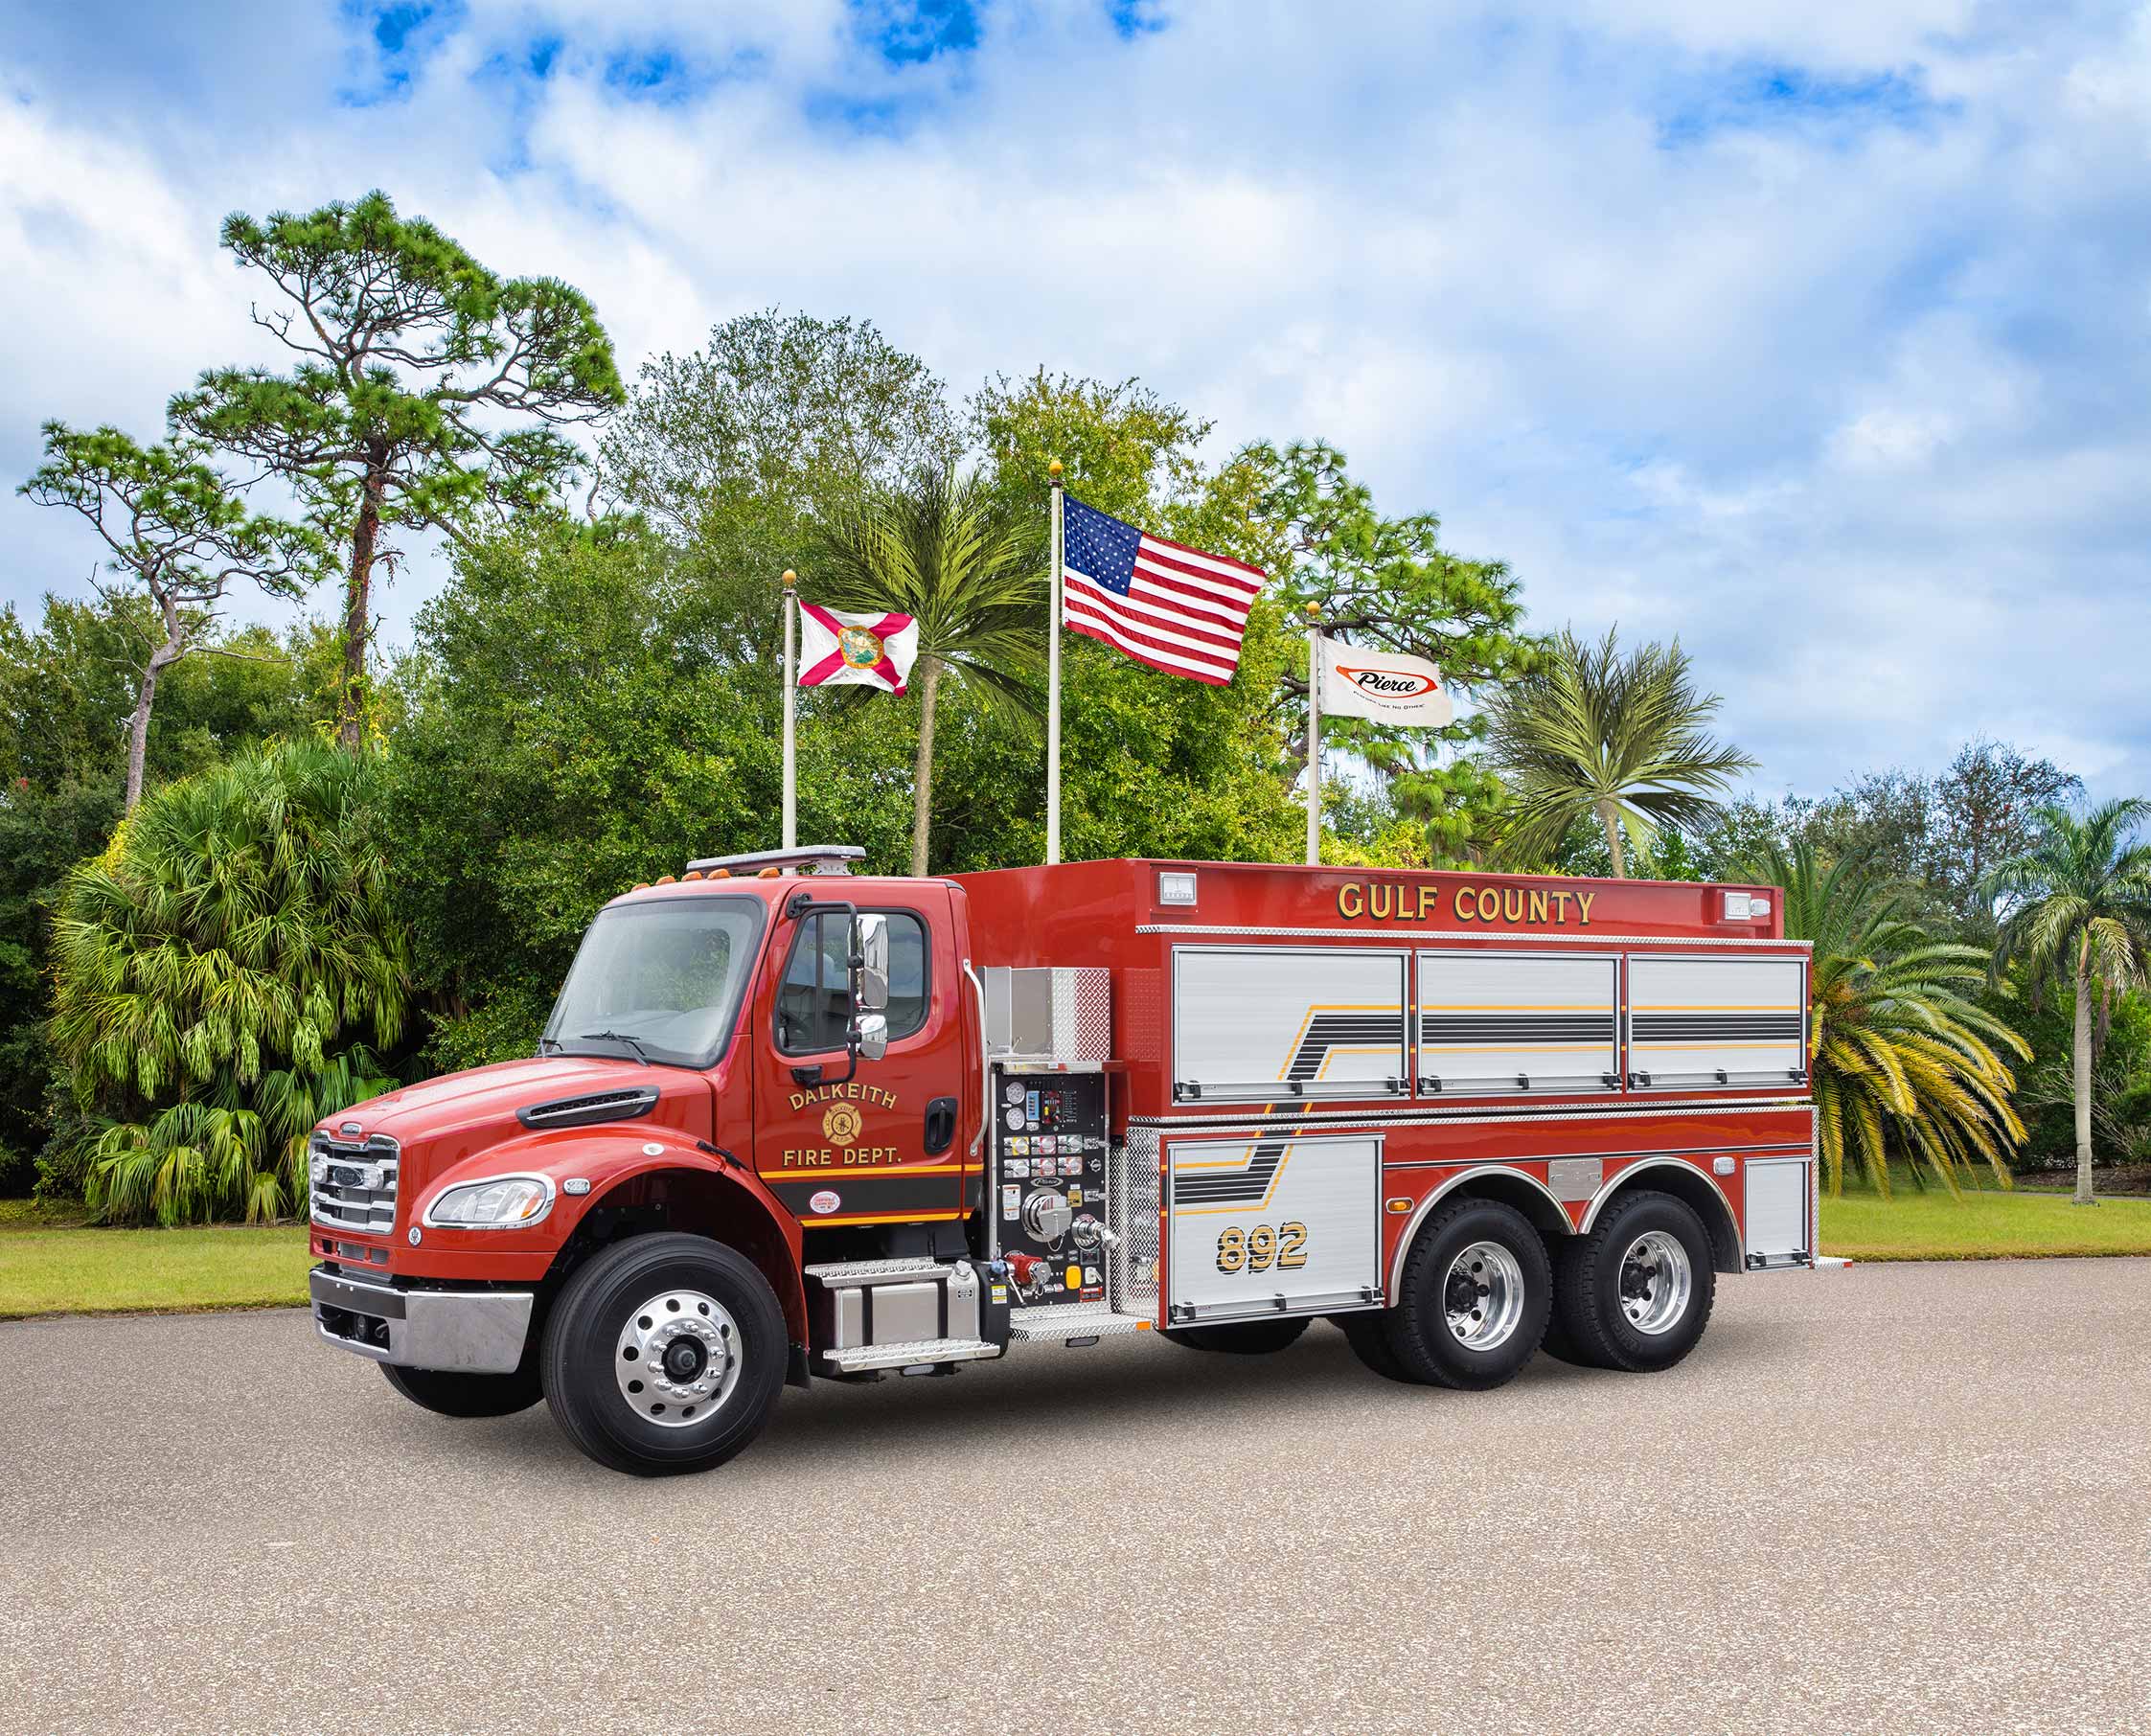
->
308;847;1820;1475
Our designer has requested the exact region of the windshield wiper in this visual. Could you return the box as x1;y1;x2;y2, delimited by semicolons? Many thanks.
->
575;1029;652;1065
538;1037;564;1054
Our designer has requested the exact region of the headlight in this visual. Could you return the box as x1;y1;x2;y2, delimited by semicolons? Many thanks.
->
423;1175;555;1228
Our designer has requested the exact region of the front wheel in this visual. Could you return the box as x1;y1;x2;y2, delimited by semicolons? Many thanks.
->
541;1233;789;1476
379;1361;542;1418
1545;1190;1715;1373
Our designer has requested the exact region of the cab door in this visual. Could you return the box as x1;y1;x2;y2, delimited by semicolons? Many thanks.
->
750;883;972;1230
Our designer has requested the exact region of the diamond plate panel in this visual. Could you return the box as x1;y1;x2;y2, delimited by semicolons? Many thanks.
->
1109;1128;1160;1322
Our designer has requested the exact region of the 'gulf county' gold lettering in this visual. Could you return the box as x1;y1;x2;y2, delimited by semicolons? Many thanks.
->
1338;881;1594;926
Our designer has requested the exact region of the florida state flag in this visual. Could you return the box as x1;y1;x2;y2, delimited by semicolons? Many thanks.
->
797;605;919;695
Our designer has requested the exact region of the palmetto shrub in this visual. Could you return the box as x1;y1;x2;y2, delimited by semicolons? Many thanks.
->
1757;840;2027;1196
49;742;410;1223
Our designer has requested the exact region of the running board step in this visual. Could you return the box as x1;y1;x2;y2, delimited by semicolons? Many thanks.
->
819;1336;1002;1374
1008;1301;1149;1343
802;1258;948;1285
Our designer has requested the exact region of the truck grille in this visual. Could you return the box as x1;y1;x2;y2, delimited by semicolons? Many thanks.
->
309;1132;401;1235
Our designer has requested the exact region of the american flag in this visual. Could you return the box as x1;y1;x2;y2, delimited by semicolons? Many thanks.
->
1061;493;1265;685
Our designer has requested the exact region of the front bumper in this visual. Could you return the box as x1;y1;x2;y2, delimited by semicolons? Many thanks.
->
309;1266;535;1375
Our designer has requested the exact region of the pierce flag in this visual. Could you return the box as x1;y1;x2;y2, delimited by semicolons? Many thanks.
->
1316;636;1454;727
797;605;919;695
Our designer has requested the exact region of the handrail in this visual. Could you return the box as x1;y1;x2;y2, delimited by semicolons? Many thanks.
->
961;959;988;1159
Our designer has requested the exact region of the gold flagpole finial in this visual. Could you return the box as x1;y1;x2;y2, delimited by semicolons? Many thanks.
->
782;569;796;589
1306;603;1320;622
1047;458;1063;481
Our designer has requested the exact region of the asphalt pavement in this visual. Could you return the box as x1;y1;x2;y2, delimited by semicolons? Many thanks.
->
4;1258;2148;1735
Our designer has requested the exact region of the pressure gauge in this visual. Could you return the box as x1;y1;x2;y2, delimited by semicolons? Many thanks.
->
1004;1082;1026;1105
1005;1108;1025;1131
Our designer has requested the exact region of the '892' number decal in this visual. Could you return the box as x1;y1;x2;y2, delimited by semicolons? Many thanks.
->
1215;1222;1308;1274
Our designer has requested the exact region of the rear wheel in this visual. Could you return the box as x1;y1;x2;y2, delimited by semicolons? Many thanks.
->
1379;1199;1550;1390
541;1233;788;1476
1164;1316;1312;1355
379;1361;542;1418
1546;1190;1715;1373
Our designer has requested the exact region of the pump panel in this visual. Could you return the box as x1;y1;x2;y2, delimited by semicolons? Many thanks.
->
992;1069;1110;1305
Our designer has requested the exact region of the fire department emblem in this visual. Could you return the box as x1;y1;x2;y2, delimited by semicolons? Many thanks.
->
822;1102;863;1144
836;626;883;669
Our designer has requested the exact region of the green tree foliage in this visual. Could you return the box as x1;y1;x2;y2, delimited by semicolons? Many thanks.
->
958;369;1304;867
812;468;1043;875
1758;840;2028;1196
601;309;958;658
387;520;915;1068
1484;627;1756;876
171;190;625;748
0;782;119;1190
1246;441;1537;862
47;742;410;1222
2;598;342;1192
1986;801;2151;1203
18;423;318;808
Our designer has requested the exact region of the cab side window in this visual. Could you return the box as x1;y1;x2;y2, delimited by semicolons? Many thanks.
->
775;911;928;1054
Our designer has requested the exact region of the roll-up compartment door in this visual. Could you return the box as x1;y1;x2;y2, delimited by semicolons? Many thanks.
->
1417;950;1618;1094
1743;1157;1813;1269
1625;955;1808;1088
1167;1132;1382;1321
1172;947;1407;1103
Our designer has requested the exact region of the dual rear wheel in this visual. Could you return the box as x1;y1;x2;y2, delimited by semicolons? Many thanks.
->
1339;1189;1714;1388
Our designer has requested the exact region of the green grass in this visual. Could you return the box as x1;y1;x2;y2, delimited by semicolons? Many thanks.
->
1819;1177;2151;1262
0;1218;311;1318
1;1164;2148;1318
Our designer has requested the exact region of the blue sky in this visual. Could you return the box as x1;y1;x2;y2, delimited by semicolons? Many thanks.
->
3;0;2148;802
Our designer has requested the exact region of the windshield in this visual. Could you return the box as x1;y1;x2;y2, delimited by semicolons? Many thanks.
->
541;897;766;1068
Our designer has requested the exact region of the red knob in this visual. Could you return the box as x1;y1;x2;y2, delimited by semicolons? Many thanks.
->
1005;1252;1049;1288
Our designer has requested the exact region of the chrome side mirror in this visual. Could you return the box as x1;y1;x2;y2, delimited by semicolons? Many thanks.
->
851;1011;889;1063
851;913;889;1015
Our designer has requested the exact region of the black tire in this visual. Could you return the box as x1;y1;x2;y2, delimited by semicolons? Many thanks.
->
1548;1189;1715;1373
541;1232;788;1476
1335;1311;1414;1382
1164;1316;1313;1355
1380;1199;1551;1390
379;1360;542;1418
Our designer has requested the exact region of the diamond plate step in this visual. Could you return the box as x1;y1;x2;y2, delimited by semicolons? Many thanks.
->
1007;1300;1150;1343
819;1336;1001;1374
802;1258;949;1285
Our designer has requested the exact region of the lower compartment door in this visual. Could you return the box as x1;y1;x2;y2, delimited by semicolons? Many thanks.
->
1166;1132;1382;1323
1743;1157;1813;1269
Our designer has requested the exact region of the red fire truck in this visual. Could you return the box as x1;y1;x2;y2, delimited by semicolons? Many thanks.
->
308;846;1822;1475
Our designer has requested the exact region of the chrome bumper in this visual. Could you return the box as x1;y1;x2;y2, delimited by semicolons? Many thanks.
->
309;1266;534;1375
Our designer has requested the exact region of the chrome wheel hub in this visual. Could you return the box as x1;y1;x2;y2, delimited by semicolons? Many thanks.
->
1617;1230;1692;1336
1442;1240;1525;1351
615;1289;741;1428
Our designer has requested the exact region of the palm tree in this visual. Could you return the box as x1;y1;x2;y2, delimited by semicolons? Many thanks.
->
1985;800;2151;1205
812;467;1043;876
49;741;410;1222
1757;840;2027;1196
1483;627;1754;875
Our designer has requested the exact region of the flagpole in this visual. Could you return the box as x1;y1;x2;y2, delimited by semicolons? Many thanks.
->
1305;603;1322;866
781;569;797;851
1046;458;1064;866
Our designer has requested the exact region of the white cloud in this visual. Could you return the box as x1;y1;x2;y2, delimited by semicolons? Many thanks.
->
1;0;2147;805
